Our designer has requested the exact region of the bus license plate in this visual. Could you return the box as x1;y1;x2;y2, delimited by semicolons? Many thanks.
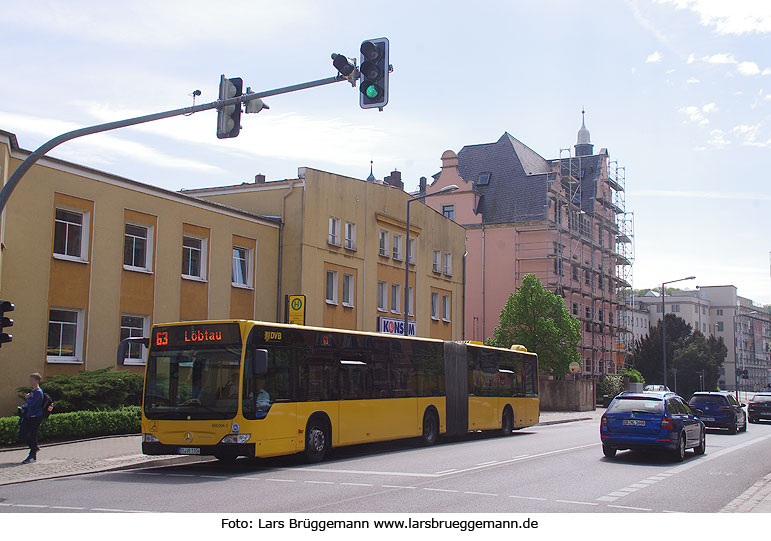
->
623;420;646;426
178;447;201;455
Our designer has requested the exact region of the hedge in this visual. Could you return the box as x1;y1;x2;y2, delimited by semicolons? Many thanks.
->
0;406;141;446
17;368;144;413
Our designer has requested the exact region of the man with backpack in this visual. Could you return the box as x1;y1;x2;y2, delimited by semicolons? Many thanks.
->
19;373;47;464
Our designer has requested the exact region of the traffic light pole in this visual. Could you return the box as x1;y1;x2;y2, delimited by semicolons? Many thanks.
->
0;73;351;214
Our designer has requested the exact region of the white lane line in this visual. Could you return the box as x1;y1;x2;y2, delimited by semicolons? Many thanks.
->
266;478;296;483
662;510;681;513
91;508;137;513
304;480;334;485
0;503;12;507
200;475;227;479
596;496;617;502
340;482;373;487
231;477;261;481
617;487;640;493
50;506;86;510
607;504;652;511
607;491;629;497
648;476;667;481
167;473;194;477
14;504;48;508
435;469;457;474
381;485;417;489
135;472;161;476
424;488;458;493
667;435;771;475
509;495;548;501
629;483;649;489
556;499;598;506
475;460;499;466
464;491;498;496
291;468;437;478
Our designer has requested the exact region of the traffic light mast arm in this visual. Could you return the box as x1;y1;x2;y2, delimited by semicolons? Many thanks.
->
0;73;351;213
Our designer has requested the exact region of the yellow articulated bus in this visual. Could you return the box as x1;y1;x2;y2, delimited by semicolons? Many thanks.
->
131;320;539;462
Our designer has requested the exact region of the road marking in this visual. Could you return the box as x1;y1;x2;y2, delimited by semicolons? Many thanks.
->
381;485;417;489
435;469;457;474
607;504;652;511
639;479;659;484
14;504;48;508
291;467;438;478
167;473;194;477
91;507;146;513
667;434;771;475
617;487;640;493
475;460;499;466
50;506;86;510
266;478;296;483
340;482;373;487
608;491;629;497
509;495;547;501
464;491;498;496
304;480;334;485
0;503;12;507
424;488;458;493
596;496;617;502
629;483;649;489
200;475;227;479
135;472;161;476
556;499;598;506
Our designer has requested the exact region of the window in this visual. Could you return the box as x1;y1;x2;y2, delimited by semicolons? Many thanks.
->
572;265;579;281
325;270;338;304
657;305;662;313
182;236;205;278
392;234;402;260
584;269;591;286
431;292;440;320
377;281;387;311
123;223;150;270
391;283;401;313
408;238;416;265
344;222;356;250
47;308;81;361
585;321;591;332
53;208;86;259
342;273;354;307
120;314;148;364
433;250;441;273
442;204;455;220
443;252;453;275
477;172;491;185
717;309;724;316
328;217;341;246
379;230;389;256
672;304;680;313
716;321;724;332
585;307;591;319
442;295;451;322
599;310;604;322
232;246;250;286
609;311;613;324
407;286;414;316
572;303;579;316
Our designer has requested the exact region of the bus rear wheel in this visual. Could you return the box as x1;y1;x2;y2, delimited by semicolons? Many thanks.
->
501;409;514;436
304;419;330;463
421;410;439;446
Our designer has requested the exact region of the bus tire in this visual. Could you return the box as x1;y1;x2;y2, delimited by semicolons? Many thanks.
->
214;453;238;464
501;407;514;436
304;417;330;463
421;409;439;446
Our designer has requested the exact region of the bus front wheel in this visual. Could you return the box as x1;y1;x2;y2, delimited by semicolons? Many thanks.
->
421;410;439;446
305;419;330;463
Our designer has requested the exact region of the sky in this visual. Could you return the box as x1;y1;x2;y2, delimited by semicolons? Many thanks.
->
0;0;769;304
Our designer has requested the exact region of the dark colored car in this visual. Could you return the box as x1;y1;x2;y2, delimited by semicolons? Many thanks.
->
748;393;771;423
601;392;705;462
688;392;747;434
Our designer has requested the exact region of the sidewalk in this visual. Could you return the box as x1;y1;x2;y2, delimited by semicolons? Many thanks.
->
0;435;205;486
538;408;605;425
722;471;771;513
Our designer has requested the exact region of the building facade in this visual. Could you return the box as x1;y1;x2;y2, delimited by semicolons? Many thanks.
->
0;130;280;414
185;167;466;341
424;115;633;376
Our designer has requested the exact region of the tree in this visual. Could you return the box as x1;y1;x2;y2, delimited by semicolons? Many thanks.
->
628;313;692;384
487;274;581;377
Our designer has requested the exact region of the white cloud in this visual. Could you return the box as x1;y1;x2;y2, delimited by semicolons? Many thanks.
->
678;105;709;125
686;77;700;84
646;51;663;63
707;128;730;148
732;123;771;147
686;53;696;64
701;102;717;113
702;53;737;64
737;61;761;75
666;68;676;74
655;0;771;35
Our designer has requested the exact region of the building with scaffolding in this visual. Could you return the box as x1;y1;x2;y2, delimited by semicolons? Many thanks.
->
424;113;634;376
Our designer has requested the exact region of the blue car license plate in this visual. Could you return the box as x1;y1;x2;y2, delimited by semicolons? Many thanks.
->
623;419;646;426
702;417;715;421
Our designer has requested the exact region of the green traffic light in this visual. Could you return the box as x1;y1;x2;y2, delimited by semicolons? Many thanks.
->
365;84;380;98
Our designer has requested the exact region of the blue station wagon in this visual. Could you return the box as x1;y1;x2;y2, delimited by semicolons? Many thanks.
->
601;392;705;462
688;392;747;434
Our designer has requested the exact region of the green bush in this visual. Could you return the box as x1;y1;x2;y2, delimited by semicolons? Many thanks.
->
620;368;645;385
17;368;144;413
598;375;624;398
0;406;141;445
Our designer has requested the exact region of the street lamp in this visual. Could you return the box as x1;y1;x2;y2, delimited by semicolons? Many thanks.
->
661;275;695;387
403;184;459;336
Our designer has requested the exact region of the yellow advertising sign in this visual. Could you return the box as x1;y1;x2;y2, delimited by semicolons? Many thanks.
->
286;294;306;325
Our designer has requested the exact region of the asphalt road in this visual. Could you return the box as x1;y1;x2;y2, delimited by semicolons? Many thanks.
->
1;418;770;513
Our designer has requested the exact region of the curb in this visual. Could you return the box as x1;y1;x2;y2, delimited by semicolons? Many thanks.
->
0;454;213;487
537;417;592;426
0;433;141;453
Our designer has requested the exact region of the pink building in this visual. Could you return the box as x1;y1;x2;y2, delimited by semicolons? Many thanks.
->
424;115;633;376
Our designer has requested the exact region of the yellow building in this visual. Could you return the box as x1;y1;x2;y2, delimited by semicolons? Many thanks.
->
185;167;465;342
0;130;280;414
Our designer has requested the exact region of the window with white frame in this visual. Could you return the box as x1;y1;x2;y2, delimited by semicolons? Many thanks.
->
182;236;205;278
442;204;455;220
54;208;87;260
443;252;453;275
342;273;354;307
408;238;416;265
442;294;451;322
433;250;441;273
431;292;440;320
325;269;338;304
232;246;251;287
391;283;401;313
47;308;82;361
379;230;389;256
120;314;148;364
123;223;151;270
344;222;356;250
392;234;402;260
328;217;341;246
377;281;387;311
408;286;414;316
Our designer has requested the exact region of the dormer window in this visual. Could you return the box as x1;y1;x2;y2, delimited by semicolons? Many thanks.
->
477;172;491;185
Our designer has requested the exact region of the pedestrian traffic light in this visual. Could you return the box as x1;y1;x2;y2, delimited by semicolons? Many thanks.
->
0;300;13;347
359;38;390;109
216;75;243;139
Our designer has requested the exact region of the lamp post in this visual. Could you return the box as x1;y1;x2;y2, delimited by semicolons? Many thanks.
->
404;185;459;336
661;276;695;387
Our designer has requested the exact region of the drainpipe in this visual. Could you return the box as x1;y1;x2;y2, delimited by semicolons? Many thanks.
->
481;225;486;340
277;180;297;322
462;250;467;340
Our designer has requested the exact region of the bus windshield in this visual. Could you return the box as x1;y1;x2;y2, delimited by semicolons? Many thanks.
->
144;323;243;420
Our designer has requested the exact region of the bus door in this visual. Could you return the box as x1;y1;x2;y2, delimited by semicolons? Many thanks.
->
468;349;500;430
337;355;373;444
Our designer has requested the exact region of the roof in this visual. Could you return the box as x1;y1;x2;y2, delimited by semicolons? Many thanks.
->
0;129;281;227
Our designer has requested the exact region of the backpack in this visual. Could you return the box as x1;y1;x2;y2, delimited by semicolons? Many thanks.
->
40;390;54;419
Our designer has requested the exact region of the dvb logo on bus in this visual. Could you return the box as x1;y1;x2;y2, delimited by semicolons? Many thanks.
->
379;317;416;337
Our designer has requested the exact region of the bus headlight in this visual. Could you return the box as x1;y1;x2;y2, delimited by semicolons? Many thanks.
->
142;434;160;443
220;434;251;444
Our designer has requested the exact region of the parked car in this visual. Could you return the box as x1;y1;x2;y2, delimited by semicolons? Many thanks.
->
748;393;771;424
688;392;747;434
644;385;670;392
600;391;705;462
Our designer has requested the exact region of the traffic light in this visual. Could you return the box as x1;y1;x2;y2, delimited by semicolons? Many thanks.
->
331;53;355;77
0;300;13;347
216;75;243;139
244;87;269;114
359;38;390;109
